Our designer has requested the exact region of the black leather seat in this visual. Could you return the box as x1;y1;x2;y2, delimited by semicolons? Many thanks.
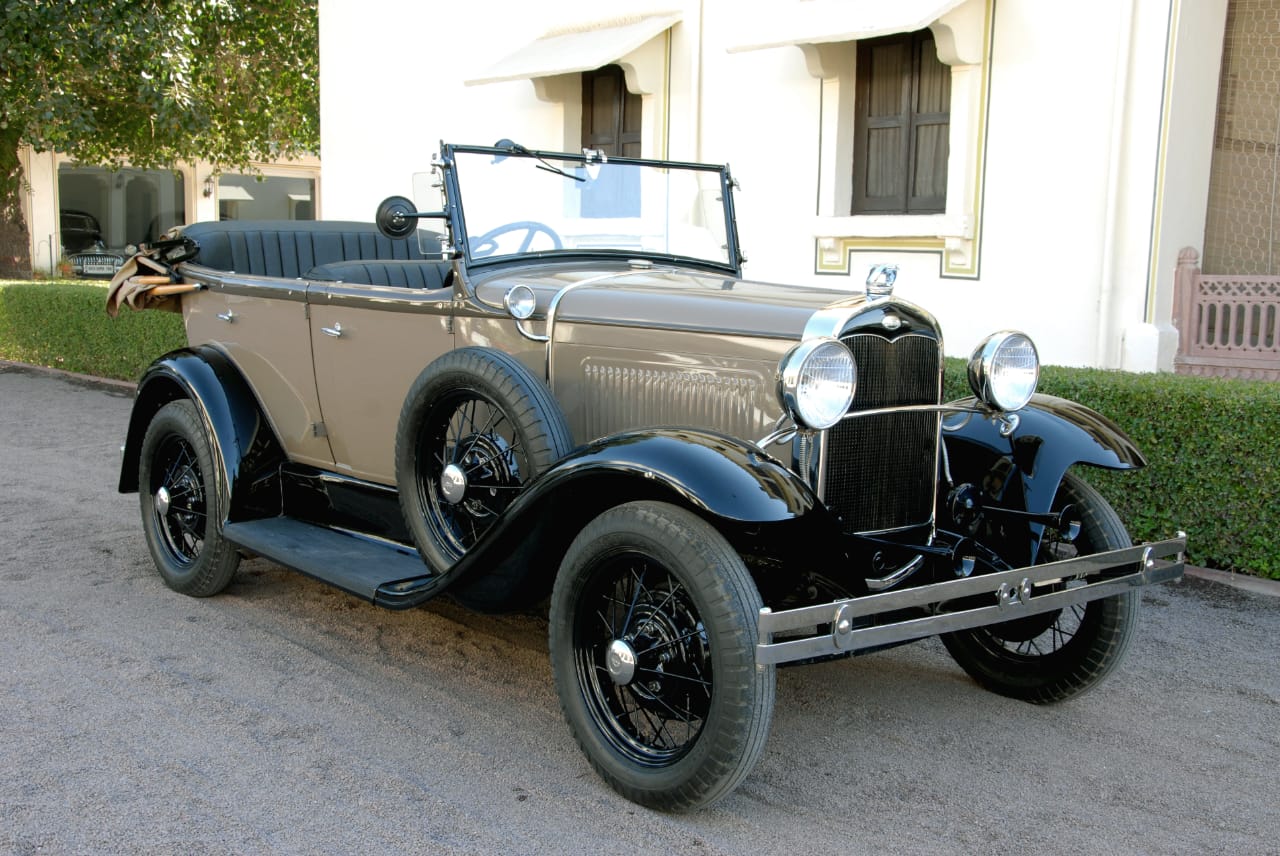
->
180;220;445;278
304;259;454;290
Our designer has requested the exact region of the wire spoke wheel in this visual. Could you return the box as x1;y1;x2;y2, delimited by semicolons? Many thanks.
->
418;389;532;556
396;349;574;608
575;554;712;766
138;400;239;597
550;502;774;811
150;434;208;566
941;472;1140;703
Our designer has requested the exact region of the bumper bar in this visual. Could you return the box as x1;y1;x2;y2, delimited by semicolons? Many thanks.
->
756;533;1187;665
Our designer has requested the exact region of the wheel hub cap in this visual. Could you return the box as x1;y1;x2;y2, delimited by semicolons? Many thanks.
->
440;463;467;504
155;485;171;516
606;639;637;685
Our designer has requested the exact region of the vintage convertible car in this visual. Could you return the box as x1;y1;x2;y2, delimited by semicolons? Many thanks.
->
111;142;1185;810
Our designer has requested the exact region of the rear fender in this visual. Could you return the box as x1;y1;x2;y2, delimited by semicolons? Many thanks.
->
118;347;284;521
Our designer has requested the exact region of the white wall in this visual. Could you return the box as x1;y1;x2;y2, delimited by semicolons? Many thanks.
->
318;0;1227;370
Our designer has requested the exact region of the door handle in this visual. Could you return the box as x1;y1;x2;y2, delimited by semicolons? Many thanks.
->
320;322;343;338
216;310;235;323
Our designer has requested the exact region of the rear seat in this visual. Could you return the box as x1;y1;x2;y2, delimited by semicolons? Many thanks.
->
179;220;445;279
304;259;454;290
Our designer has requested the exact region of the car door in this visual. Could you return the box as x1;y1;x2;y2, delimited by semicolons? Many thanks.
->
308;282;455;485
183;276;336;469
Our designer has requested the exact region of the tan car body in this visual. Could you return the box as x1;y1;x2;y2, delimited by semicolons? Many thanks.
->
183;260;856;485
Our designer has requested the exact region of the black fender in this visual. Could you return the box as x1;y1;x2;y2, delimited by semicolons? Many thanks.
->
403;427;851;609
941;393;1145;558
118;347;284;521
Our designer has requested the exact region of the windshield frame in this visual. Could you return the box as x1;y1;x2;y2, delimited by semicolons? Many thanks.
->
437;143;743;277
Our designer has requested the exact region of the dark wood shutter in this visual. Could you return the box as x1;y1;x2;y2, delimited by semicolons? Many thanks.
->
582;65;642;157
853;31;950;214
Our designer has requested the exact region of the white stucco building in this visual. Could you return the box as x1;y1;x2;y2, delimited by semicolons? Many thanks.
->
308;0;1248;373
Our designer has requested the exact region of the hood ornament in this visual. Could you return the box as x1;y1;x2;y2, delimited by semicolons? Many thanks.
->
866;264;898;301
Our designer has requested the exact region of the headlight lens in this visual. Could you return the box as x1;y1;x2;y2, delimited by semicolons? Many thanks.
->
503;284;537;319
778;338;857;430
968;331;1039;411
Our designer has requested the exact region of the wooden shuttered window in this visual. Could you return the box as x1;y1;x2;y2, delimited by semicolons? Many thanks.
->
852;31;950;215
581;65;642;157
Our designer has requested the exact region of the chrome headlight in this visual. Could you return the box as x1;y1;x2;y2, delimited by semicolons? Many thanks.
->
968;331;1039;412
503;284;537;319
778;337;857;430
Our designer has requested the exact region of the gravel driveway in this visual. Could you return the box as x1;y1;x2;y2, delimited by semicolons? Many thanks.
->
2;364;1277;854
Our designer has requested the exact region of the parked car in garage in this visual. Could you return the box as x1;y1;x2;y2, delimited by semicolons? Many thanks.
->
59;209;126;277
109;141;1186;810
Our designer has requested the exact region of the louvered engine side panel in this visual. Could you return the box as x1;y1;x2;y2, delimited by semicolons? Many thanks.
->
581;362;769;442
822;333;941;533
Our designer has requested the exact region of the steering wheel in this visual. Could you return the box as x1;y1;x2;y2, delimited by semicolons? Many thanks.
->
469;221;563;258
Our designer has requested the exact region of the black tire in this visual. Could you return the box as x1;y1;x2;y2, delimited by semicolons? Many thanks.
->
549;502;775;811
396;347;573;577
941;472;1140;703
138;400;240;596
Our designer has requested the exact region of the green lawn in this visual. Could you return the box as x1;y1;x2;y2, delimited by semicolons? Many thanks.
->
0;279;186;381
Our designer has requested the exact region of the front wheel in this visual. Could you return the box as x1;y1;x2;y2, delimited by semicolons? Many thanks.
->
549;502;775;811
941;472;1139;703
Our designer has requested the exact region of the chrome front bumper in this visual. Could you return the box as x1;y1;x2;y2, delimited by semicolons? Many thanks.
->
756;534;1187;666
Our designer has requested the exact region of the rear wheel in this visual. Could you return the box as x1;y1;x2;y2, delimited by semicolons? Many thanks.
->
941;472;1139;703
396;348;572;608
549;502;774;810
138;400;239;596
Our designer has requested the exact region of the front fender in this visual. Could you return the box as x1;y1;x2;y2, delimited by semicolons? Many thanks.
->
395;428;846;609
942;393;1144;556
536;428;821;522
118;347;283;521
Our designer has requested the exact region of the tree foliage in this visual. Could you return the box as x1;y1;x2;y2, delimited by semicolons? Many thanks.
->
0;0;319;276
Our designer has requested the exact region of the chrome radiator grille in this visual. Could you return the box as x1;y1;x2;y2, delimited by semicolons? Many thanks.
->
822;332;941;534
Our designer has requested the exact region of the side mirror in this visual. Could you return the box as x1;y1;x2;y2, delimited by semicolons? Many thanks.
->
375;195;422;239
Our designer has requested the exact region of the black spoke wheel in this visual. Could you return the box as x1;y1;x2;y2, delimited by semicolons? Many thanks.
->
941;472;1140;703
420;389;532;555
550;502;774;811
138;400;239;596
397;348;573;582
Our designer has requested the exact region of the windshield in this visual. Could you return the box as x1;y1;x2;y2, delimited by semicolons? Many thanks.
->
444;147;735;270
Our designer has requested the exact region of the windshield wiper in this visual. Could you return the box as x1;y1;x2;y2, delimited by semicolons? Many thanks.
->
495;139;585;182
536;162;585;182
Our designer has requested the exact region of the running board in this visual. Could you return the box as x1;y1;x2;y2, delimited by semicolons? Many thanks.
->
223;517;439;608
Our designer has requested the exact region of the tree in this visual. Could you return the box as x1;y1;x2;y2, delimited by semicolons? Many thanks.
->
0;0;318;277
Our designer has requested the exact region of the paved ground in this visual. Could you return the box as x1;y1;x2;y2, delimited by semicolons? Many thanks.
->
2;363;1278;855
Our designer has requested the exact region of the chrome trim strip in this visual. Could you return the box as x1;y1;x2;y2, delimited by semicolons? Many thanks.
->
839;402;986;421
864;554;926;592
755;535;1187;665
542;270;651;387
181;265;309;302
802;295;943;342
184;264;459;313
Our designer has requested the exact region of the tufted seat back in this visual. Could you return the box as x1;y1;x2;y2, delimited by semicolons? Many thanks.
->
180;220;445;279
304;259;454;291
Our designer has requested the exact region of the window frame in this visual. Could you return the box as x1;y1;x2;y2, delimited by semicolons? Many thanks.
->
852;30;951;216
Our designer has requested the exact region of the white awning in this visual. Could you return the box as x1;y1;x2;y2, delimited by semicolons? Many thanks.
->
466;13;680;86
727;0;965;53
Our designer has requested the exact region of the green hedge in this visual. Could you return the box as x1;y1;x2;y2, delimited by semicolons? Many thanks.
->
0;280;1274;577
944;358;1280;579
0;280;185;381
